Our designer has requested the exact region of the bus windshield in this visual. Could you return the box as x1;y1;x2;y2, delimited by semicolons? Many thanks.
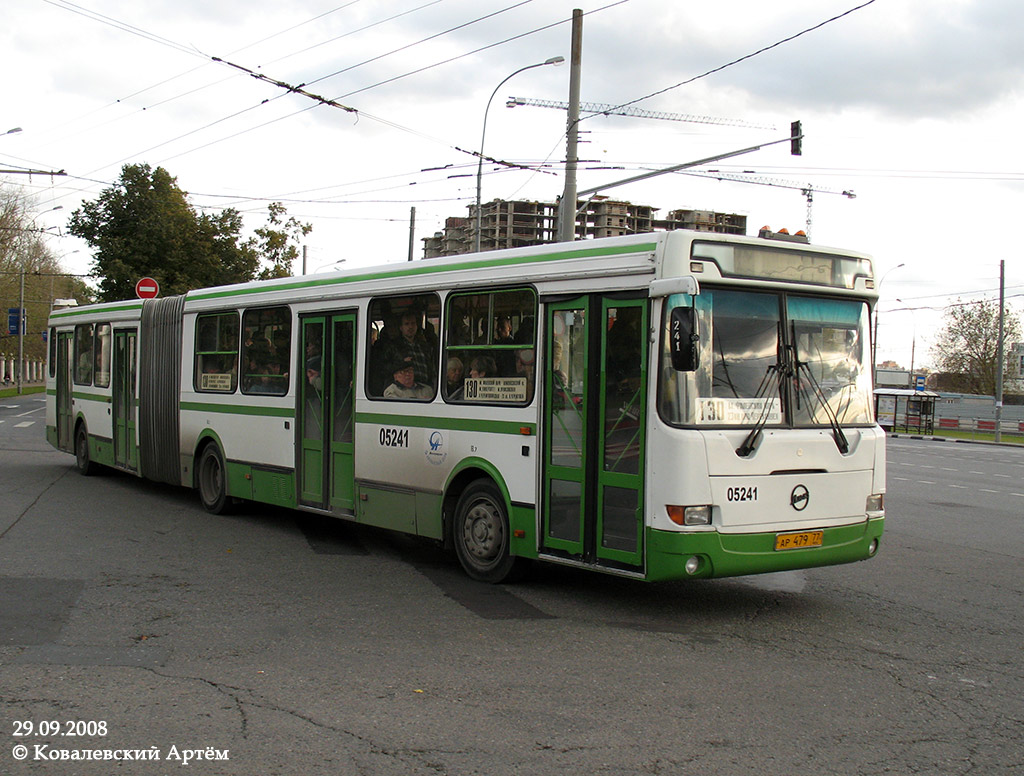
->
659;289;873;428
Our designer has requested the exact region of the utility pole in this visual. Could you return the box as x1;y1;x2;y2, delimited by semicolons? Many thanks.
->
556;9;583;243
995;259;1005;443
408;206;416;262
17;268;25;395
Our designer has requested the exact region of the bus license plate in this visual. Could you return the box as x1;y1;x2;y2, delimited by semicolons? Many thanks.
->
774;530;824;551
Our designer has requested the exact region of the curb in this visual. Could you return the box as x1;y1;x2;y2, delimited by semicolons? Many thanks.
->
888;432;1023;449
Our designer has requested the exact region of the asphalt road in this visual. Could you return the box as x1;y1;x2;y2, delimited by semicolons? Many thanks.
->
1;395;1021;775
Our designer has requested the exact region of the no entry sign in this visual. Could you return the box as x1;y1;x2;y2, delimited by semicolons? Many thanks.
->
135;277;160;299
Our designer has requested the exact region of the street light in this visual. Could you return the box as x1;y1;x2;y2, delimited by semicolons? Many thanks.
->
15;206;64;394
474;56;564;253
872;262;905;386
3;127;22;137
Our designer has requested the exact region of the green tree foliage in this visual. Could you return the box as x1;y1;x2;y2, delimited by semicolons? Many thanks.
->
245;201;312;280
930;298;1022;395
69;164;261;302
1;183;92;366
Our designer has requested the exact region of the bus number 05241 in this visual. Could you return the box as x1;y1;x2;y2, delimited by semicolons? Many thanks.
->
727;486;758;502
379;428;409;448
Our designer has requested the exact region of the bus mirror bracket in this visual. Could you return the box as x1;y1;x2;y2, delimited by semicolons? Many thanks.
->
670;307;700;372
649;276;699;298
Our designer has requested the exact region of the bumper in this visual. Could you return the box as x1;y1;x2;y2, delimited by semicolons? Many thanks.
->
645;517;885;581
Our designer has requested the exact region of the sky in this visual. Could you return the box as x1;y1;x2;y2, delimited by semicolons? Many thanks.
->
3;0;1023;371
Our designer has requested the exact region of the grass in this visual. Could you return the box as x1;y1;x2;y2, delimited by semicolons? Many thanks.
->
892;426;1024;446
0;384;45;399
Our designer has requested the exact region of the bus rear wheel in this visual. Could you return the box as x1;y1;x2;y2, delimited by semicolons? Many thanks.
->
197;444;231;514
453;479;521;583
75;425;96;476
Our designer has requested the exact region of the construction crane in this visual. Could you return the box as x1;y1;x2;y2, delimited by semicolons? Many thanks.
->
677;169;856;239
506;96;775;130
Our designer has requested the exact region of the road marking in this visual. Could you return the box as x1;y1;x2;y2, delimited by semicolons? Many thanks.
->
918;480;937;485
993;474;1010;478
979;489;999;494
14;421;35;428
947;484;966;489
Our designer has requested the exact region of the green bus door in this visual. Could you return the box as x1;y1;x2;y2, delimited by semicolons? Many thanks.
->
56;331;73;452
543;296;648;569
113;329;138;470
299;313;356;512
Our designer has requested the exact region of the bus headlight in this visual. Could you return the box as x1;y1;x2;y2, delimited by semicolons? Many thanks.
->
667;505;712;526
866;494;884;513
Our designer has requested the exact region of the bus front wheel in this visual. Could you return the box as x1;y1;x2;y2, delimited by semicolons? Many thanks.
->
197;444;231;515
453;479;520;583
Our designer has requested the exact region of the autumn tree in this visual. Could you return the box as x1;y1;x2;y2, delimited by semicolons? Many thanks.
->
1;183;92;368
930;298;1022;395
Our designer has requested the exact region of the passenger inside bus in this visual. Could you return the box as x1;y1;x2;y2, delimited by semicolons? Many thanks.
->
383;356;433;400
445;357;464;399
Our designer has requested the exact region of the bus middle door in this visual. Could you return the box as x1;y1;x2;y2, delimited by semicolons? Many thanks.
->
298;313;356;513
112;329;138;470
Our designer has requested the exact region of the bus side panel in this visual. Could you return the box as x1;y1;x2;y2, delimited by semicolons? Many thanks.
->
354;417;538;540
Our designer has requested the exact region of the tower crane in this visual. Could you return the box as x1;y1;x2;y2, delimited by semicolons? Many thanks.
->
677;170;856;239
506;96;775;130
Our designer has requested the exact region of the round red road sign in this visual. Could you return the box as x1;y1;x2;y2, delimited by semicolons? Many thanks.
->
135;277;160;299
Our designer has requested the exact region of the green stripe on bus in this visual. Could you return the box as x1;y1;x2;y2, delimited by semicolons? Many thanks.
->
50;302;144;319
180;401;295;418
188;242;658;302
356;412;535;436
73;391;112;403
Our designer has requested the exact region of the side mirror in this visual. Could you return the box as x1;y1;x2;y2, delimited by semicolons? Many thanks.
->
669;307;699;372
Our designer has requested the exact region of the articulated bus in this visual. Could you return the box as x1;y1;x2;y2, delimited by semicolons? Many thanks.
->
46;230;885;583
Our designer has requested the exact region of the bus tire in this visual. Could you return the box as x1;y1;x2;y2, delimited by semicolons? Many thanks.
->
75;424;96;476
453;479;520;583
197;444;231;515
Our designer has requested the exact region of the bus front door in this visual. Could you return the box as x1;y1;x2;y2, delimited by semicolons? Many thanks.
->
56;331;73;452
112;329;138;470
298;313;356;513
542;296;648;570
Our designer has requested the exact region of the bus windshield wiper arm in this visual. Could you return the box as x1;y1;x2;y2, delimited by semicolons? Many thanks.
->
736;362;784;457
794;359;849;454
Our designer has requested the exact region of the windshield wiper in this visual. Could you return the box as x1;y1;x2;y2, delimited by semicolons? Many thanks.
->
793;357;850;454
735;362;785;457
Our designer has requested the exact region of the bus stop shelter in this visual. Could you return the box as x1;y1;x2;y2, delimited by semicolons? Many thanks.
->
874;388;940;434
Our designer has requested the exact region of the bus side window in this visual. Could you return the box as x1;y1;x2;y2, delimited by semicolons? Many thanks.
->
195;312;239;393
241;306;290;396
74;323;94;386
443;287;536;404
367;294;439;401
94;323;112;388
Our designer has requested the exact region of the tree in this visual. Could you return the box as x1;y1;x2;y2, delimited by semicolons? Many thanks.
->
245;201;312;280
68;164;259;301
1;183;92;370
930;298;1022;396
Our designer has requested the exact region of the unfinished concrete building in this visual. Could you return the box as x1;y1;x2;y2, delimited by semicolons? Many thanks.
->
422;198;747;258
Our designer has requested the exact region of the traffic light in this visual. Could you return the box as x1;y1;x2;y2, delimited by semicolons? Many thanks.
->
791;120;802;156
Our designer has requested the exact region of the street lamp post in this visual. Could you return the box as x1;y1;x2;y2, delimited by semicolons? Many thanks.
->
16;205;64;394
872;262;905;387
474;56;563;253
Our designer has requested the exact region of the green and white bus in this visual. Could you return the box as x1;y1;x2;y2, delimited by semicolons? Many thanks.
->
46;229;885;583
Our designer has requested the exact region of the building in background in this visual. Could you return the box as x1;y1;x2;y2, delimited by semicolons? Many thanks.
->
423;197;747;258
